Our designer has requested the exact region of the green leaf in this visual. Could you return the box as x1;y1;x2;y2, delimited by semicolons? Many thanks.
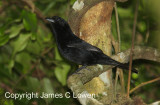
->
41;78;54;103
21;10;37;40
4;100;14;105
42;78;54;93
0;22;10;46
0;19;23;46
26;77;40;92
22;10;37;31
0;33;9;46
12;33;31;55
23;19;30;31
54;63;71;86
9;24;23;38
26;41;41;55
8;59;14;73
55;46;63;61
15;52;31;73
31;32;37;40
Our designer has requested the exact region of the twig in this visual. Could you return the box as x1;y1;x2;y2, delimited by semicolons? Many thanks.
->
114;2;121;51
127;0;139;98
130;77;160;94
114;2;125;95
111;35;119;53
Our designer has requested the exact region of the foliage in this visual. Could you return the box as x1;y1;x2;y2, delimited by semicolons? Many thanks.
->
0;0;159;105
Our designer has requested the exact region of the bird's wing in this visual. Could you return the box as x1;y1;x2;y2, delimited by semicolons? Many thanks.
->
67;40;103;53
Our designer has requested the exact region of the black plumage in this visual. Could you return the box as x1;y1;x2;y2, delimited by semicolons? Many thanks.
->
46;16;138;73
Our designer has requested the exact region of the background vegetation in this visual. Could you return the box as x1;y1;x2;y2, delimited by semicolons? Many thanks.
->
0;0;160;105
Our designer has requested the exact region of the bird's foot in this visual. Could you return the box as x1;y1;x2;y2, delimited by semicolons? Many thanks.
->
72;65;91;75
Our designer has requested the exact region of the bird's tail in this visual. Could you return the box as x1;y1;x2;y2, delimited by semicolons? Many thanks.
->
116;63;138;73
98;54;138;73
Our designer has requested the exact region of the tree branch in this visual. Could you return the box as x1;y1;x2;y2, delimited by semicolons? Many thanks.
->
67;46;160;104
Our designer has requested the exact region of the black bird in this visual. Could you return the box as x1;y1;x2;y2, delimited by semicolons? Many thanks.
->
46;16;138;73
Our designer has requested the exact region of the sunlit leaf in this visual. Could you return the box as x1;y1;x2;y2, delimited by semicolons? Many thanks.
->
12;33;31;55
54;63;71;86
55;46;63;61
9;24;23;38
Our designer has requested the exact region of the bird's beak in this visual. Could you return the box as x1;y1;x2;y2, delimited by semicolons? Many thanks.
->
45;18;55;23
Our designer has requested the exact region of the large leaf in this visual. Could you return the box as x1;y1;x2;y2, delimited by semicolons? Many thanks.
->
54;63;71;86
21;10;37;40
9;24;23;38
12;33;31;55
